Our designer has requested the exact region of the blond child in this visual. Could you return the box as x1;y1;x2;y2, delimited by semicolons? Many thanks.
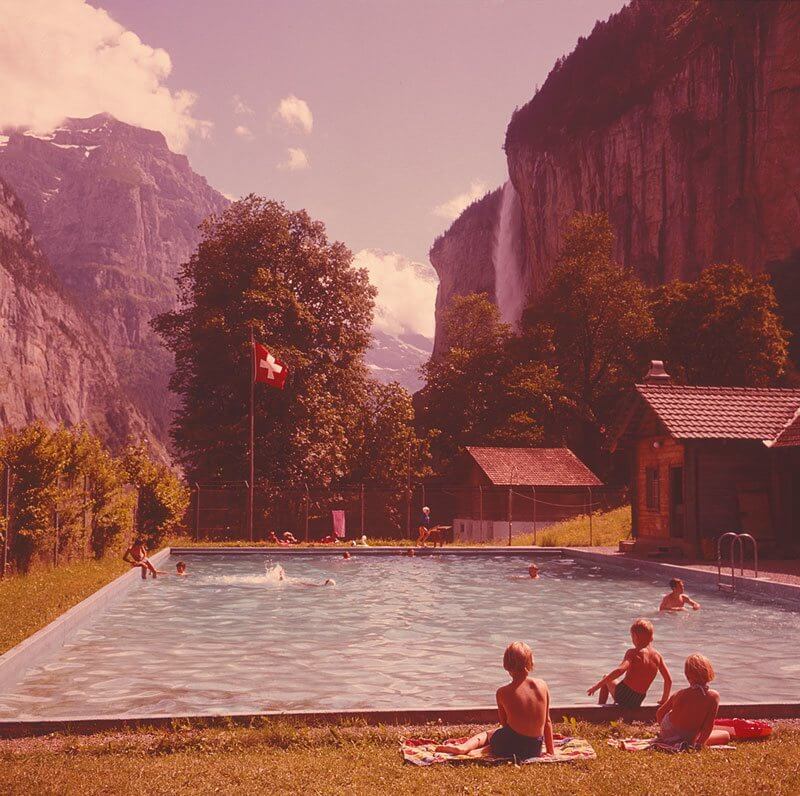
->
655;654;731;748
435;642;554;760
587;618;671;708
660;578;700;611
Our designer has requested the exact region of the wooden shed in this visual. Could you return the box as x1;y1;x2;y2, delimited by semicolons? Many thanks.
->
451;446;602;543
612;362;800;557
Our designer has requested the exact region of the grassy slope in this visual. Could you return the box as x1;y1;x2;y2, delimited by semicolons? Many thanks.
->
1;720;797;796
0;558;127;655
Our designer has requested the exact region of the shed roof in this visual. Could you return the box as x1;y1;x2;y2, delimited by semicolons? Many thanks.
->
632;384;800;442
465;446;602;487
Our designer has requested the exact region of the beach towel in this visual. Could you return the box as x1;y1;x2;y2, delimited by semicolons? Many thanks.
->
607;737;736;753
331;510;346;538
401;735;596;766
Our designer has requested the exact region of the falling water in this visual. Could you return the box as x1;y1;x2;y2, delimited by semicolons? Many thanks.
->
492;180;528;329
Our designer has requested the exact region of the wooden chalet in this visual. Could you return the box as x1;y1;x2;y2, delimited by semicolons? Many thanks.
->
612;361;800;557
451;446;602;543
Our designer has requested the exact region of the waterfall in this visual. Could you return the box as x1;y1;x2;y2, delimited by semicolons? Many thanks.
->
492;180;528;329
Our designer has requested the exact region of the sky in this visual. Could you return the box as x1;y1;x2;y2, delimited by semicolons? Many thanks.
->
0;0;625;340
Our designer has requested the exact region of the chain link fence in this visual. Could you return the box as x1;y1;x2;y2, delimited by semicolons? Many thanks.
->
189;482;626;545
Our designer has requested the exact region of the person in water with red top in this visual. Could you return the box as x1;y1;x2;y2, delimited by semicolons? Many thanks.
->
587;618;672;708
656;653;731;748
435;642;554;760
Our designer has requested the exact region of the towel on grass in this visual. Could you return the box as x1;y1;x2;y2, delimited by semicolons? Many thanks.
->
401;735;596;766
607;737;736;753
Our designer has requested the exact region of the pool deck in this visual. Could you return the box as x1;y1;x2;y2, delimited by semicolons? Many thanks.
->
0;544;798;738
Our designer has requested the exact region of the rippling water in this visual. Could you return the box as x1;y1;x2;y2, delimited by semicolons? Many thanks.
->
0;553;798;719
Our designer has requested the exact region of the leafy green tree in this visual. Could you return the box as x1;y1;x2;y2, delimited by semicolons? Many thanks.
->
652;263;789;386
121;443;188;546
154;196;376;489
522;213;654;462
417;294;560;472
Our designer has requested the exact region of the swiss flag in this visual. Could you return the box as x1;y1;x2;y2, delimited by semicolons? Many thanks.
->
253;342;288;389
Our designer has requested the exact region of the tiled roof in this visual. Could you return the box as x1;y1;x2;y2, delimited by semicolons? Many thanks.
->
772;410;800;448
635;384;800;441
465;446;602;487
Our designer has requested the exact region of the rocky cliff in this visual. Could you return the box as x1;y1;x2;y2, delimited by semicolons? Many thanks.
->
0;178;153;448
0;114;229;444
429;188;500;354
432;0;800;349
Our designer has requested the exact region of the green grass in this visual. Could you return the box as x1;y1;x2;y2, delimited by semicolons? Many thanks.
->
171;505;633;550
518;505;632;548
0;719;797;795
0;557;128;654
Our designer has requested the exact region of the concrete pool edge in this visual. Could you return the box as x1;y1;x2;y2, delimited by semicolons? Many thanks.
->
169;546;565;556
0;548;171;694
2;702;799;740
567;549;800;604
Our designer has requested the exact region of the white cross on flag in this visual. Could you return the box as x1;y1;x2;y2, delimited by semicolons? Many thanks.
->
253;342;288;389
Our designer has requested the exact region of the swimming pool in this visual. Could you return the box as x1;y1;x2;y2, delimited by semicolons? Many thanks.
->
0;553;798;720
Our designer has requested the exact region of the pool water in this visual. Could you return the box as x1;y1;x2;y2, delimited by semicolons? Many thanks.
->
0;554;798;719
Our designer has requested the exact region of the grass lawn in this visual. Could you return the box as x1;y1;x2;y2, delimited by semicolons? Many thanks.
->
1;719;797;795
0;557;128;655
171;505;633;550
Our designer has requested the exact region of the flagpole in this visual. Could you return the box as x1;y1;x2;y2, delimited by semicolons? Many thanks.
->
248;324;255;543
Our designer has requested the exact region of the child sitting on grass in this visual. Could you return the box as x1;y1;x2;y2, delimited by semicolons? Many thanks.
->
435;641;554;760
587;618;671;708
655;653;731;748
660;578;701;611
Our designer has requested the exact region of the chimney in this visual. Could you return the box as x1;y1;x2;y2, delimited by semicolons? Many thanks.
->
643;360;672;385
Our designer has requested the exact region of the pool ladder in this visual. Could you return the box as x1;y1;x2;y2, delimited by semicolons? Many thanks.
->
716;532;758;593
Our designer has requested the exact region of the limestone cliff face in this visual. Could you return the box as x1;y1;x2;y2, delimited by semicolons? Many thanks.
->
429;188;500;354
505;0;800;288
432;1;800;353
0;179;153;448
0;114;229;444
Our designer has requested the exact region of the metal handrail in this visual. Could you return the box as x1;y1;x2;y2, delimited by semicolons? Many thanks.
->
716;532;759;592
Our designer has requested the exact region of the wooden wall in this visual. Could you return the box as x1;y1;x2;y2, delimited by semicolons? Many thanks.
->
634;435;684;540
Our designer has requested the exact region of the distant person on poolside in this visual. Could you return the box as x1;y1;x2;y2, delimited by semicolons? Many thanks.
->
176;561;187;576
655;654;731;748
417;506;432;545
660;578;700;611
435;641;554;760
282;531;299;545
587;618;672;708
123;539;158;580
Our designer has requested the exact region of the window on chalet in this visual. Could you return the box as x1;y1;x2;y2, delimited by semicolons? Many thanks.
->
645;467;660;510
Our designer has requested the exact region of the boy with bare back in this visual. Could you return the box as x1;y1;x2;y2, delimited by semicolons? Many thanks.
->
660;578;701;611
656;653;731;748
435;641;554;760
587;618;671;708
123;539;158;580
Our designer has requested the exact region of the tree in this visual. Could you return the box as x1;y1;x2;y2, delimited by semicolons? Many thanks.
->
122;443;188;546
651;263;789;386
522;213;654;462
417;294;560;472
154;196;377;489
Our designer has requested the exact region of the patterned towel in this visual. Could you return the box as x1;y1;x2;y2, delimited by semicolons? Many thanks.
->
607;737;735;753
401;735;596;766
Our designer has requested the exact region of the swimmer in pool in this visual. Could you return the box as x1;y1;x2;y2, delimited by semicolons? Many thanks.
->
528;564;539;579
175;561;187;576
342;551;351;560
660;578;700;611
404;548;416;557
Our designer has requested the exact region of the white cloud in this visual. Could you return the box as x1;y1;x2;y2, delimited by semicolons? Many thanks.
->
222;191;238;202
278;147;310;171
234;124;254;140
276;95;313;134
0;0;208;152
232;94;253;115
353;249;438;339
433;180;488;221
